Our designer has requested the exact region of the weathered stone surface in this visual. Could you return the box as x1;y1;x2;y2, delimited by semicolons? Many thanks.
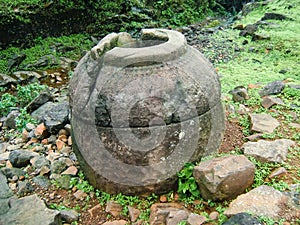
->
259;80;285;96
1;167;26;179
128;206;141;222
0;171;13;215
249;113;280;133
31;155;50;169
26;89;52;113
12;71;41;82
32;176;51;188
31;101;70;134
17;180;34;196
222;212;262;225
102;220;128;225
261;96;284;108
0;73;17;86
70;29;225;195
187;213;207;225
0;142;8;154
269;167;287;178
9;150;39;168
149;203;189;225
60;209;79;223
3;110;20;129
193;155;255;201
106;201;123;217
243;139;295;163
224;185;299;219
0;194;60;225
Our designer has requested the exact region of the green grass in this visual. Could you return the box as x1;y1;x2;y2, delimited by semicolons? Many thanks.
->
215;0;300;93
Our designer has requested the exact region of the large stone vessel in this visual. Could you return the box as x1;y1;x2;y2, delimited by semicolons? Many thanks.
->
69;29;225;195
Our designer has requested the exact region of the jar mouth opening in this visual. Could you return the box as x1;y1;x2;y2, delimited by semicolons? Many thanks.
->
120;39;167;48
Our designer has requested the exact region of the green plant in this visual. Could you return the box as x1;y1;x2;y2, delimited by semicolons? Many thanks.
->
177;162;201;199
15;108;37;130
0;93;17;116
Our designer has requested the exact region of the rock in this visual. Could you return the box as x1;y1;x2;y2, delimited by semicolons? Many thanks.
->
222;212;262;225
12;71;41;82
9;150;39;168
3;110;20;129
7;52;26;71
56;139;66;151
0;194;60;225
269;167;287;178
26;89;52;113
50;159;68;174
17;180;34;196
32;176;51;188
30;54;59;68
289;122;300;129
259;80;285;96
60;209;79;223
261;96;284;108
102;220;128;225
88;204;102;218
252;33;270;41
229;86;249;102
224;185;299;220
31;155;50;169
149;203;189;225
60;57;77;69
0;171;13;215
187;213;207;225
40;166;51;176
167;209;190;225
209;211;219;220
0;142;8;154
243;139;295;163
1;167;26;179
239;24;258;37
31;101;70;134
289;84;300;90
261;12;290;21
106;201;123;217
249;113;280;134
61;166;78;176
53;175;72;189
73;189;87;200
0;152;9;161
128;206;141;222
245;133;263;141
193;155;255;201
0;73;17;86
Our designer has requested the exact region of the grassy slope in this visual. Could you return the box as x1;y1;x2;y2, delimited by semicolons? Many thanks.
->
216;0;300;93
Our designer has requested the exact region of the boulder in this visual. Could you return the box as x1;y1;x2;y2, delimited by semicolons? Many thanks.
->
193;155;255;201
243;139;295;163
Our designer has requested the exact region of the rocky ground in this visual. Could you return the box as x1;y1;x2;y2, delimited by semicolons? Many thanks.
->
0;0;300;225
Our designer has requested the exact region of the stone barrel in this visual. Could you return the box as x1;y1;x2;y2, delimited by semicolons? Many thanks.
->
69;29;225;195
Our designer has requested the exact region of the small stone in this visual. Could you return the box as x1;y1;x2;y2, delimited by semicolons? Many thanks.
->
106;201;123;217
32;176;51;188
22;129;29;141
261;96;284;109
40;166;51;176
73;189;87;200
269;167;287;179
34;123;49;139
160;195;167;203
88;204;102;218
128;206;141;222
249;113;280;134
0;142;8;154
25;123;36;131
9;150;39;168
289;123;300;129
61;166;78;176
229;86;249;102
222;212;262;225
56;139;66;151
187;213;207;225
58;134;68;143
243;139;295;163
259;80;285;97
17;180;34;196
60;147;72;156
58;129;69;136
209;211;219;220
50;159;67;174
102;220;127;225
246;133;264;141
60;210;79;223
67;136;72;146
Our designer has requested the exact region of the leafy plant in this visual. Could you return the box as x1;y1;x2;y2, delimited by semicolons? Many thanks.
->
177;162;201;199
17;83;46;107
0;93;17;116
15;108;37;130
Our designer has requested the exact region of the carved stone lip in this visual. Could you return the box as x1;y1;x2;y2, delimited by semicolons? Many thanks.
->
103;29;188;67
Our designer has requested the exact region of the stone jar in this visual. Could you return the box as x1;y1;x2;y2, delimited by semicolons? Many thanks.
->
69;29;224;195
